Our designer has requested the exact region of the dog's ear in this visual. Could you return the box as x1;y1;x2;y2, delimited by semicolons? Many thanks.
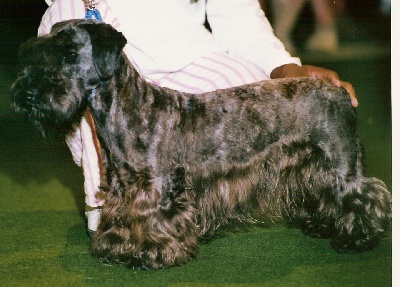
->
79;22;127;80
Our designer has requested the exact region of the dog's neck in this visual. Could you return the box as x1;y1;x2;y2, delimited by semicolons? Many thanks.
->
88;53;184;114
85;52;195;165
86;53;164;131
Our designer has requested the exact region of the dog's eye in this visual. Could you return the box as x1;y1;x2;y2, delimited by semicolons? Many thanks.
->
62;51;78;63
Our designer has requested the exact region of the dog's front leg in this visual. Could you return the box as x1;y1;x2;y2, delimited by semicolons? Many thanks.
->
92;166;198;269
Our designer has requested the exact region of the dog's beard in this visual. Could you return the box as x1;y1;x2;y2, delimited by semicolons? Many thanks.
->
12;100;57;138
12;87;83;138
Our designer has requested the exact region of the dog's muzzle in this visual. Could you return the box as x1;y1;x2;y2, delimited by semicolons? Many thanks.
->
11;78;47;121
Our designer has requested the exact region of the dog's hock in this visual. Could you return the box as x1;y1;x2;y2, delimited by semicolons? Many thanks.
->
332;177;391;253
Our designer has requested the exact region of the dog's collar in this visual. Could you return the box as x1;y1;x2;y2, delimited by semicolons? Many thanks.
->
87;88;96;102
84;0;102;102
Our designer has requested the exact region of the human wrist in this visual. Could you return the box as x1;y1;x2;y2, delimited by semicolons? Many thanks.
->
270;63;302;79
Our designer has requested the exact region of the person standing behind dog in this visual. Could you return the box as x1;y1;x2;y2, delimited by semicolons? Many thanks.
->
38;0;358;236
267;0;339;54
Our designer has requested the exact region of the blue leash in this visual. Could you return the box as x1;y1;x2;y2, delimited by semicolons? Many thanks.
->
85;0;103;22
85;8;103;22
85;1;103;101
87;88;96;102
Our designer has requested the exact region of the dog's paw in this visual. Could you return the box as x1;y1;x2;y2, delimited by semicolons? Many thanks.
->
330;235;381;253
301;215;334;239
302;222;334;239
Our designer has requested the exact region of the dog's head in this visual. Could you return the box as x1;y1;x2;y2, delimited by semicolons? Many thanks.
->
11;19;127;137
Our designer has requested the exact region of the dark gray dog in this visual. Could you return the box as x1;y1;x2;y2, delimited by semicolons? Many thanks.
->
11;19;391;269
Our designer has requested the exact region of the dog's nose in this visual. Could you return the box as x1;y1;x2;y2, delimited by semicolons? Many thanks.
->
12;88;39;109
25;88;39;100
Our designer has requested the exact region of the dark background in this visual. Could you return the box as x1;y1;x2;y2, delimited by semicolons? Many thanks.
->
0;0;391;64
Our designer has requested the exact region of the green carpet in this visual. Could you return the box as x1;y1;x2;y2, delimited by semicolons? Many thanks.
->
0;16;392;287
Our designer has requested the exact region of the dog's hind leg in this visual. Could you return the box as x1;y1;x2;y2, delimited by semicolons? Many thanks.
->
272;133;390;252
273;91;391;252
266;140;339;239
317;105;391;253
329;137;391;252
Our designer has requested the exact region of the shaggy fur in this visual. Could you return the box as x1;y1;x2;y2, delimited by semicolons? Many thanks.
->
11;19;391;269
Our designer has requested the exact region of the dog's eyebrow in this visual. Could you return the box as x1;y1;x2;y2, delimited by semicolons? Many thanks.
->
61;43;78;51
54;29;85;47
53;36;80;53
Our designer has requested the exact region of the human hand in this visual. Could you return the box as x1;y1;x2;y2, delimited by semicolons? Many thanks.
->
270;64;358;107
